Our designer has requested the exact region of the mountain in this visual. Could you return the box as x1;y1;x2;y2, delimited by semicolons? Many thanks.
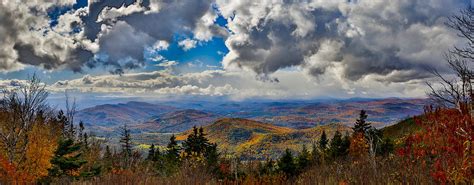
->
177;118;351;159
76;101;175;127
381;116;422;140
138;109;220;133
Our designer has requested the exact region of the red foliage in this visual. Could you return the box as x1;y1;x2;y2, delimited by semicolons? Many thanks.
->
397;106;473;183
0;155;34;183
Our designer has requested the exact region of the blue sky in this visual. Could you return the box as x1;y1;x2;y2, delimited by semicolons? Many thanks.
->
0;0;469;101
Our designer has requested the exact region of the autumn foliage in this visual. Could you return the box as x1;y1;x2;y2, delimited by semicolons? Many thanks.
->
397;106;473;183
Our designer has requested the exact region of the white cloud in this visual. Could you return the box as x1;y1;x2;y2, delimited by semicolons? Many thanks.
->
178;39;198;51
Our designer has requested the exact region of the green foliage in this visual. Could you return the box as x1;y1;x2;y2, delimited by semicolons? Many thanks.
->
377;138;394;156
319;130;328;150
182;126;210;156
47;138;87;178
119;124;133;157
328;131;350;159
278;149;297;177
297;145;310;170
353;110;371;134
147;144;156;161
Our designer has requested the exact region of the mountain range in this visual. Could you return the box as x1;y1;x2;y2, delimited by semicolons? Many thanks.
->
75;98;427;150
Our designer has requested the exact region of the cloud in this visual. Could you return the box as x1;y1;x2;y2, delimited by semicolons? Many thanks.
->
50;68;429;100
178;39;198;51
217;0;465;82
0;0;224;73
0;0;468;99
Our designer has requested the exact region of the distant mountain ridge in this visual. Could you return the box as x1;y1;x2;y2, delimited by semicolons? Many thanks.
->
76;98;427;138
76;101;175;126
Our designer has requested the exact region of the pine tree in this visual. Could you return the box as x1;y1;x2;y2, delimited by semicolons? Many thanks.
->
278;149;297;177
353;110;371;134
297;145;310;170
341;133;351;155
119;124;132;157
166;135;180;161
328;131;350;159
319;130;328;150
48;138;87;178
102;145;113;171
311;143;321;164
328;131;343;159
148;144;156;161
119;124;133;168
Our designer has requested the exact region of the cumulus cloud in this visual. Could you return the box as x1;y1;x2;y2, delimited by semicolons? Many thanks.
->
178;39;198;51
0;0;468;99
0;0;224;73
217;0;465;82
49;68;429;100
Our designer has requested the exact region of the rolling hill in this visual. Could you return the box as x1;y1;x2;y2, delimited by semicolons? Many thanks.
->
177;118;351;159
136;109;220;133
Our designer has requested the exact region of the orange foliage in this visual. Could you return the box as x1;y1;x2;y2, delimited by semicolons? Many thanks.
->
397;106;473;183
0;154;34;183
20;123;58;181
349;133;368;160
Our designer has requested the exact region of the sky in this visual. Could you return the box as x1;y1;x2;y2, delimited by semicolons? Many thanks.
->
0;0;471;102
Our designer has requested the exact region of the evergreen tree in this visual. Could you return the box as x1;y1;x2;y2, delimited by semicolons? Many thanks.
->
48;138;87;178
205;143;220;173
328;131;350;159
166;135;180;161
311;143;321;164
319;130;328;150
183;126;211;156
148;144;156;161
341;133;351;155
101;145;113;172
278;149;297;177
161;135;180;175
353;110;371;134
119;124;132;157
328;131;343;159
104;145;112;160
119;124;133;168
297;145;310;170
378;138;394;156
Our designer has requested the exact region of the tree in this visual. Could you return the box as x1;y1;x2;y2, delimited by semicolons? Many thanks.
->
165;135;180;162
161;135;180;175
182;126;209;157
319;130;328;150
23;121;59;180
0;74;49;164
310;143;321;164
349;133;368;160
119;124;133;168
119;124;132;157
353;110;371;134
148;144;156;161
328;131;350;159
427;7;473;110
278;149;297;177
297;145;310;170
47;138;86;179
102;145;113;171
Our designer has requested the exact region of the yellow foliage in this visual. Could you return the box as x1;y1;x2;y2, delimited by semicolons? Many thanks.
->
21;123;58;180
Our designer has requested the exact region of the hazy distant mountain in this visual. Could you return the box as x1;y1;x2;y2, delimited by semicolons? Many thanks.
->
77;98;426;139
76;101;176;127
140;109;220;133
